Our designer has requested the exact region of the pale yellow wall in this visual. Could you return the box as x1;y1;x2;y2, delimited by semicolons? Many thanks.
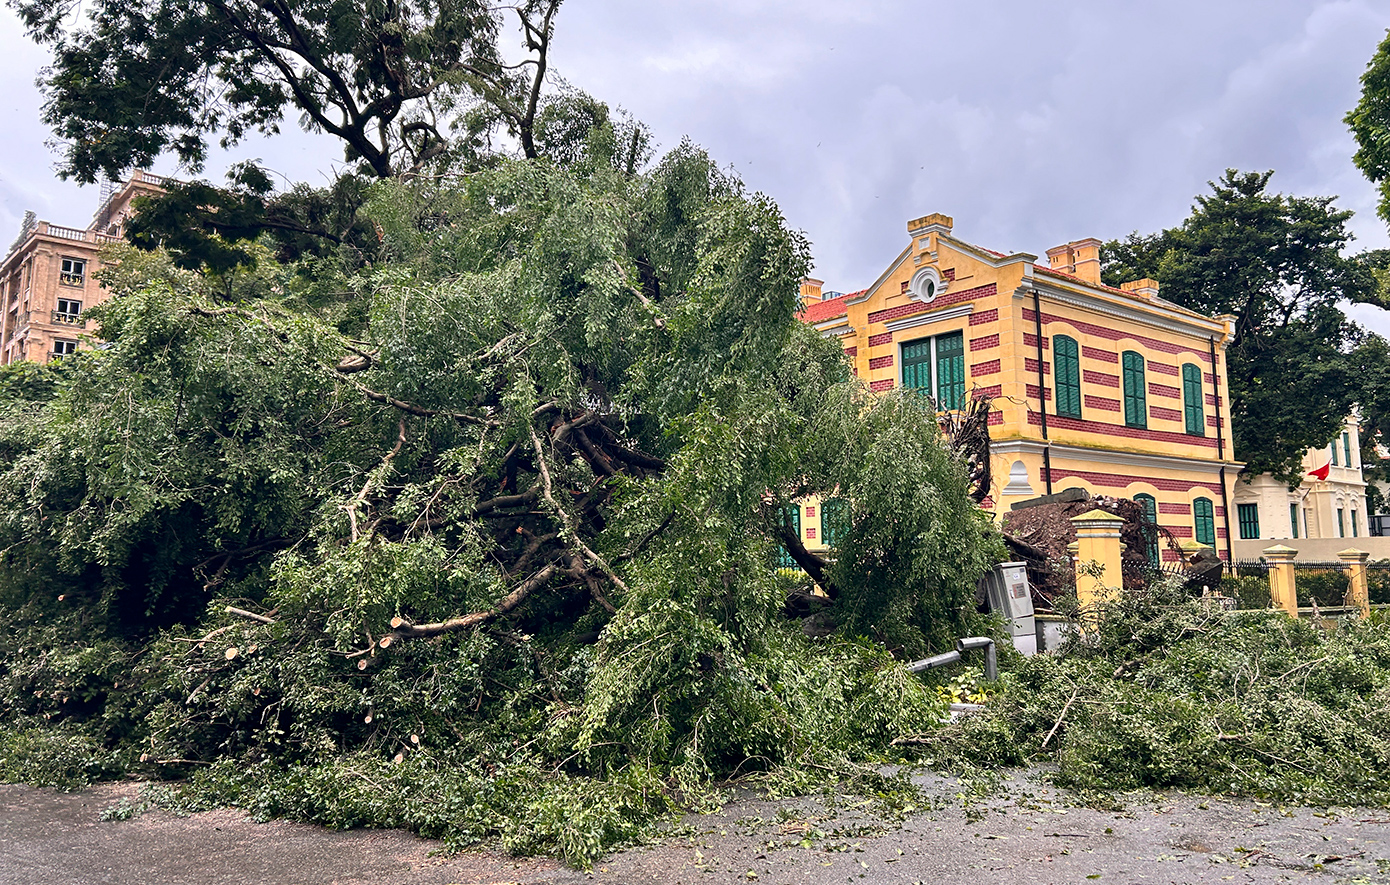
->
812;214;1241;560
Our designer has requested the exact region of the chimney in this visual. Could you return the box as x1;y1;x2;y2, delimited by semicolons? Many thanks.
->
1045;243;1075;275
1119;278;1160;300
1046;238;1103;285
1071;238;1102;285
800;278;824;303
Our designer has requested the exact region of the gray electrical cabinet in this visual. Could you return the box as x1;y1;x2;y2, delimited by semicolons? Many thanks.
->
980;561;1037;656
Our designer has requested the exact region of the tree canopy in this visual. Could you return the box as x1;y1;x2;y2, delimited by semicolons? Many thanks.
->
10;0;560;183
1347;29;1390;225
0;127;1003;861
1102;170;1377;484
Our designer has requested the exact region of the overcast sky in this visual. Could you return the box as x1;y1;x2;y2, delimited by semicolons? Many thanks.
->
3;1;1390;328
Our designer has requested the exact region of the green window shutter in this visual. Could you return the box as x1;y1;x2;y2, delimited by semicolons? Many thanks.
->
821;497;848;547
1338;508;1346;538
1237;503;1260;539
1122;351;1147;428
1182;364;1205;436
1135;493;1159;565
901;339;932;394
775;505;801;569
1053;335;1081;419
1344;432;1353;467
1194;497;1215;546
1331;442;1339;467
1290;502;1299;539
935;331;965;410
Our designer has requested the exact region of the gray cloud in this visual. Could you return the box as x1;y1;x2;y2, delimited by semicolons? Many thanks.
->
4;1;1390;330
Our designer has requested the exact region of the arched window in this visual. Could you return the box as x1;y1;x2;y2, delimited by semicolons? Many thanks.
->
1054;335;1081;419
1122;351;1147;429
1193;497;1215;547
1181;363;1204;436
1134;493;1160;565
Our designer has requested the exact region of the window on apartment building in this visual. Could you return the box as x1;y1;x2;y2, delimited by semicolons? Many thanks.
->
1053;335;1081;419
1122;351;1147;428
1181;363;1205;436
59;257;85;287
1134;493;1160;565
55;298;81;318
775;505;801;569
901;330;965;411
1337;508;1346;538
50;339;77;360
821;497;849;547
1193;497;1215;546
1344;431;1353;468
1290;502;1299;539
1237;503;1260;539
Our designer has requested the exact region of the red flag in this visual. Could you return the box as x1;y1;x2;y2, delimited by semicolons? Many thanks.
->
1308;462;1331;481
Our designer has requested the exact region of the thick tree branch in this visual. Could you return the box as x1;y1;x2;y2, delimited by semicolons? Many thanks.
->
384;561;560;642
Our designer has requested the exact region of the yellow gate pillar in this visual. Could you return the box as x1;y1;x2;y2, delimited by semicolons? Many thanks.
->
1070;509;1126;613
1339;548;1370;618
1262;545;1299;617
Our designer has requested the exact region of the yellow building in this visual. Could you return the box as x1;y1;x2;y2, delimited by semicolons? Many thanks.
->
798;213;1242;562
0;171;166;364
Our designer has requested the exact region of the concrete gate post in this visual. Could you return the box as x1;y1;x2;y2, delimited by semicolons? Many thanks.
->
1070;509;1126;614
1262;545;1299;618
1338;548;1370;618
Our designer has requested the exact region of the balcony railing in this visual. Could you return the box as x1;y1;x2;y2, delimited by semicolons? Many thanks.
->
51;311;85;327
59;272;85;287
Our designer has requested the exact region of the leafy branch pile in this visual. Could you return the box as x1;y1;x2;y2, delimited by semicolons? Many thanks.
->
0;140;1001;865
918;581;1390;808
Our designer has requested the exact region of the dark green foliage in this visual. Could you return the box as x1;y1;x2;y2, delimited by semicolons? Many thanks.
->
0;143;993;863
922;582;1390;807
1102;171;1376;484
8;0;543;182
1348;30;1390;225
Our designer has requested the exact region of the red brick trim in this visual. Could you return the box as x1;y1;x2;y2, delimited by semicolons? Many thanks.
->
1026;384;1053;401
1023;308;1213;362
1047;466;1225;493
973;384;1003;399
970;333;1000;351
969;308;998;326
971;359;1001;377
1148;383;1180;399
843;346;857;358
1024;358;1051;375
1165;525;1194;538
1205;393;1222;407
1082;346;1118;363
869;283;996;325
867;331;893;346
1158;502;1191;515
1083;370;1118;388
1151;406;1182;422
1085;395;1121;412
987;410;1004;425
1204;372;1217;385
1023;333;1050;350
868;354;894;370
943;268;956;281
900;281;909;293
1149;361;1179;376
870;378;894;392
1028;413;1222;449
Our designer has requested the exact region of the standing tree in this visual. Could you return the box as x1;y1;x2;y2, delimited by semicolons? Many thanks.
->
10;0;562;182
1348;29;1390;224
1102;170;1376;484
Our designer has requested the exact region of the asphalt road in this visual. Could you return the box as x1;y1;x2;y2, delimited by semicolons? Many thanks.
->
3;773;1389;884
